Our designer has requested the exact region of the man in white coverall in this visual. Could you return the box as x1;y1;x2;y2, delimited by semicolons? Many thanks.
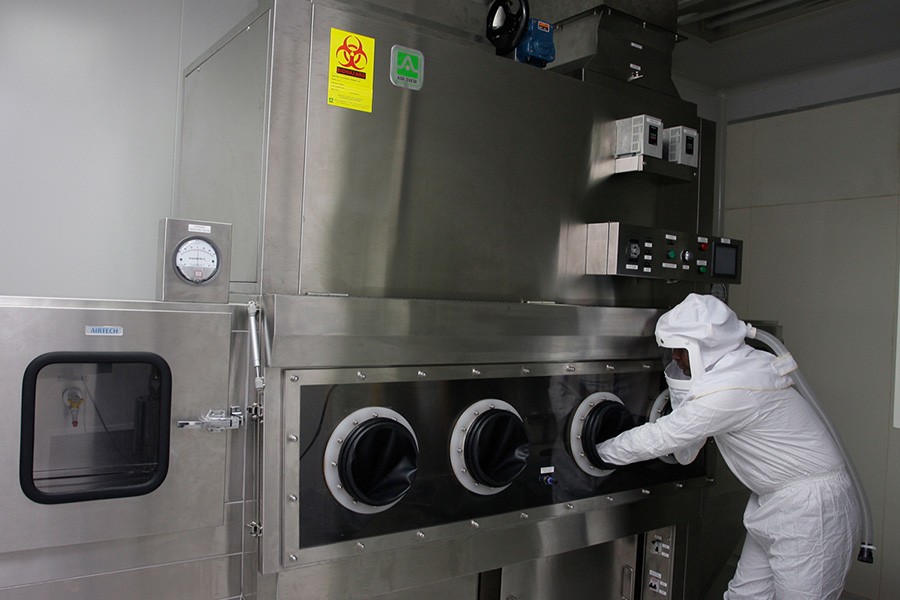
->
595;293;858;600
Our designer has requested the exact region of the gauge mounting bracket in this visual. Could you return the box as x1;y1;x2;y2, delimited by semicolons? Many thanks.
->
157;217;232;303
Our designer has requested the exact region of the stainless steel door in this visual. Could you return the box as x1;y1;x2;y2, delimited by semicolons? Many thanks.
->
500;537;640;600
0;297;233;553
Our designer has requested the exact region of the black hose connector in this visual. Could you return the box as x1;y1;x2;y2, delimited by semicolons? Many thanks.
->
857;544;875;563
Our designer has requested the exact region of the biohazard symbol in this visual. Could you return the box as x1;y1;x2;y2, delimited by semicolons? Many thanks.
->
335;35;368;71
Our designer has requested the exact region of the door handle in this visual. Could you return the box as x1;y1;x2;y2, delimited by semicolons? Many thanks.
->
177;406;244;432
621;564;634;600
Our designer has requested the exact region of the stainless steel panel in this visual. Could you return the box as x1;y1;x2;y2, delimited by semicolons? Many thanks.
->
0;501;244;589
0;555;241;600
228;325;252;503
500;536;639;600
179;11;271;286
297;3;589;302
368;575;479;600
261;1;310;295
275;558;483;600
0;298;232;553
323;0;492;45
264;295;662;367
270;485;706;599
258;362;285;576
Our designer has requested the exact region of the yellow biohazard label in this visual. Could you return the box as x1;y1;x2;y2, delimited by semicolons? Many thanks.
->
327;28;375;113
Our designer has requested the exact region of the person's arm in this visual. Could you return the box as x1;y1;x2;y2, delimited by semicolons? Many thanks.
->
595;392;756;466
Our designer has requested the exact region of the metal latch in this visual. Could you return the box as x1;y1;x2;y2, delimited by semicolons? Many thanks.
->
246;521;263;538
177;406;244;432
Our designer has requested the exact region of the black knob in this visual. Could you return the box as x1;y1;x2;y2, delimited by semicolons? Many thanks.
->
486;0;530;55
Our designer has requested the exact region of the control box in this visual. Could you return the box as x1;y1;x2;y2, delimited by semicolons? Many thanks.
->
642;526;676;598
586;222;742;283
663;126;699;167
615;114;663;159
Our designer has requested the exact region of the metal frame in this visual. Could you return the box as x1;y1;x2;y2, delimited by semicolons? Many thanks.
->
277;360;710;569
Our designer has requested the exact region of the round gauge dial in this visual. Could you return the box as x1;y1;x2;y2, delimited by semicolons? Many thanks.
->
174;237;220;284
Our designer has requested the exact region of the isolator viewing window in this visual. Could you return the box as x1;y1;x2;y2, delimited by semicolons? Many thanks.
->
20;352;172;504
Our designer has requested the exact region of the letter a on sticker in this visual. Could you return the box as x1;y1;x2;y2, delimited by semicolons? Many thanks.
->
398;53;419;77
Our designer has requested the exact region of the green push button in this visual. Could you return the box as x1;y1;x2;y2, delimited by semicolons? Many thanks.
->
698;266;708;274
667;249;676;259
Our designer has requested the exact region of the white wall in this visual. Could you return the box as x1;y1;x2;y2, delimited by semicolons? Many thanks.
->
0;0;258;300
672;0;900;123
723;92;900;599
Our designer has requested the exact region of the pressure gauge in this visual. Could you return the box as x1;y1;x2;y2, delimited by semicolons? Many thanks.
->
174;237;220;284
157;218;232;303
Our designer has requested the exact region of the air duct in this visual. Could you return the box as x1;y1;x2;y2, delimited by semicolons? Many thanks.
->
549;1;681;97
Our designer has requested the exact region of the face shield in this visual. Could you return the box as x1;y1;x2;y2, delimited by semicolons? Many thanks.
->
660;348;692;376
658;330;705;409
660;347;693;408
655;293;752;408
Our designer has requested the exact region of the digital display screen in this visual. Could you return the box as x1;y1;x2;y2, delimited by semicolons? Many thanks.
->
648;125;658;145
686;136;695;155
713;243;738;278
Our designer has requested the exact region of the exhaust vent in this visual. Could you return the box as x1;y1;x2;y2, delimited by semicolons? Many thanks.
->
550;2;681;96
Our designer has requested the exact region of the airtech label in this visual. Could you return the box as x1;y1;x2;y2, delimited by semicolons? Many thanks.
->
85;326;124;336
328;28;375;112
390;45;424;90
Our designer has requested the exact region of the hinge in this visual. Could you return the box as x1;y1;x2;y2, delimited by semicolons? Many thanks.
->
247;402;264;421
246;521;263;538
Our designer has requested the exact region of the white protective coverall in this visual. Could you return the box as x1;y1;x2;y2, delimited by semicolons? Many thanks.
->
596;294;858;600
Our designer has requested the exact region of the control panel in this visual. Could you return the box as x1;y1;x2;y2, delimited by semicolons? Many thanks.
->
642;526;676;598
586;222;742;283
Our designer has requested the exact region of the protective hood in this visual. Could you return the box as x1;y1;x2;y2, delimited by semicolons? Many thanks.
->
655;294;793;399
656;293;751;373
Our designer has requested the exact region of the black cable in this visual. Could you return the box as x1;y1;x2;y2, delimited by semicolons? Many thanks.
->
297;389;333;463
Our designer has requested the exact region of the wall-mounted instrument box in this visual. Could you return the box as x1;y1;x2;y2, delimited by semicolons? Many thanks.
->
663;126;699;167
615;114;663;159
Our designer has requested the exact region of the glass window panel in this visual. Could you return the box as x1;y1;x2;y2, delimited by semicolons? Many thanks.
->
20;352;171;504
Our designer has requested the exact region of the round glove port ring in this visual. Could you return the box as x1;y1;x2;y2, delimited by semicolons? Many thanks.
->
323;407;419;514
449;399;529;495
568;392;634;476
648;389;677;465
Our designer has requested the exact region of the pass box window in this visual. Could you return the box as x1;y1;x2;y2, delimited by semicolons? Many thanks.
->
20;352;172;504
